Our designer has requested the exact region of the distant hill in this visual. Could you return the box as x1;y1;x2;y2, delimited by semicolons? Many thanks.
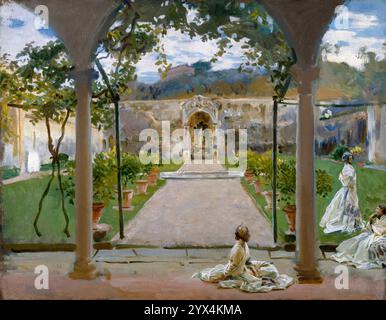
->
133;60;367;102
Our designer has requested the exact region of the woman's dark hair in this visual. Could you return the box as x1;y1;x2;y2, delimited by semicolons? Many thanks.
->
378;204;386;215
235;224;249;241
342;151;353;163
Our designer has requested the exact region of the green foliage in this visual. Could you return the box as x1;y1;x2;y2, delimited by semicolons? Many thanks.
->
64;152;117;205
62;161;76;205
1;166;20;180
357;45;386;103
316;169;334;198
277;159;296;204
330;144;350;161
121;153;142;189
192;61;212;74
277;159;333;205
92;152;117;204
0;54;19;143
248;150;277;187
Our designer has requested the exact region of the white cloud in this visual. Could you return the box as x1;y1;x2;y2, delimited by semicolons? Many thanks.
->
322;29;384;69
0;2;55;58
348;12;379;29
135;28;248;82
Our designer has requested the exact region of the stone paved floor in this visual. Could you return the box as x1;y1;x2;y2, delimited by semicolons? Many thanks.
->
114;163;273;247
113;178;273;248
2;249;385;300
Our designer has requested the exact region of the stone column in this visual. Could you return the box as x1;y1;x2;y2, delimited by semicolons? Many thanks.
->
69;67;97;280
291;64;322;283
213;124;218;163
183;125;191;163
16;109;26;173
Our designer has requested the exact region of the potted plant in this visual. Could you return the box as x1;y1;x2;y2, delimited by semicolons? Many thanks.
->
63;151;116;225
251;151;281;204
91;152;116;223
121;152;142;209
277;160;297;233
136;162;152;195
146;155;160;186
245;150;258;184
278;159;333;234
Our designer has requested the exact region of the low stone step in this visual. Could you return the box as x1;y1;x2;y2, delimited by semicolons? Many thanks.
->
161;171;243;180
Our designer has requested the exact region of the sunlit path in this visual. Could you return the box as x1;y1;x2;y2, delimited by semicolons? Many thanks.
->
114;164;273;248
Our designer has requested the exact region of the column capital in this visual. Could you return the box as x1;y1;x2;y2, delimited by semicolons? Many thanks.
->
290;64;320;95
69;67;99;83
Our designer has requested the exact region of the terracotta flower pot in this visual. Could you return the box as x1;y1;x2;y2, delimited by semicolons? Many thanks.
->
150;167;160;179
136;179;148;195
357;162;365;168
283;204;296;233
244;169;254;183
254;179;262;194
122;189;134;208
147;172;158;186
92;202;105;224
262;191;279;210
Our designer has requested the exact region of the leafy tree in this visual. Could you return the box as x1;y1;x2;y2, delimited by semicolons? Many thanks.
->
6;42;75;237
7;41;112;237
0;54;20;144
358;45;386;103
192;61;212;75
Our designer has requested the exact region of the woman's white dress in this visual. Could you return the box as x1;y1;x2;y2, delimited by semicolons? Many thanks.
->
332;215;386;269
192;240;294;293
320;163;363;234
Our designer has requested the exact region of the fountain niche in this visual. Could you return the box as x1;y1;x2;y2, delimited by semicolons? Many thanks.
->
367;105;386;165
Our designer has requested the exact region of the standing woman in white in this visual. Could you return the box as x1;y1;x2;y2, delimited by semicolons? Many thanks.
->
320;151;363;234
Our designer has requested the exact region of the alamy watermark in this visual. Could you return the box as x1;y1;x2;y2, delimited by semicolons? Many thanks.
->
138;121;247;171
34;5;49;30
34;264;49;290
334;265;349;290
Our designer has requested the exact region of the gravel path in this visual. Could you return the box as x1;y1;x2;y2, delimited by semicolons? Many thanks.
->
114;164;273;248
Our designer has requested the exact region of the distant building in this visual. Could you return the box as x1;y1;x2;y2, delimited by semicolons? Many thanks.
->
161;64;195;81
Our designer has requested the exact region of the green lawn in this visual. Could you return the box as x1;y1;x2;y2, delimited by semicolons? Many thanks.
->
241;156;386;244
3;162;182;244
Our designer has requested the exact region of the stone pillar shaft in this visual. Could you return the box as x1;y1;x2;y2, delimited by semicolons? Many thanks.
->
291;64;322;283
69;67;97;280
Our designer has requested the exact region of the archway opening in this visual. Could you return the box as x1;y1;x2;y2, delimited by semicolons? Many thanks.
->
187;111;214;161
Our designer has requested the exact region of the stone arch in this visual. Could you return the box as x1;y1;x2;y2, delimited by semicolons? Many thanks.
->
11;0;345;282
182;95;220;127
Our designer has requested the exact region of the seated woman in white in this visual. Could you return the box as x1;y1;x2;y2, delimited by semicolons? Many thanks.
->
320;151;363;234
332;204;386;269
192;224;294;293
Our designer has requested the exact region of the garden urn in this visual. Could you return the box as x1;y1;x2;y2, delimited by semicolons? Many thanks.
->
92;203;105;224
136;180;148;195
283;204;296;233
254;179;262;194
147;172;157;186
244;169;254;183
262;191;279;210
122;189;134;208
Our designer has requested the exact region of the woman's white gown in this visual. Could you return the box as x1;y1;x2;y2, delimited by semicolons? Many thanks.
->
332;215;386;269
192;239;294;293
320;163;363;234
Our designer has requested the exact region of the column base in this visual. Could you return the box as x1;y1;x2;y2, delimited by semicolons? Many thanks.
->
294;266;323;284
69;259;97;280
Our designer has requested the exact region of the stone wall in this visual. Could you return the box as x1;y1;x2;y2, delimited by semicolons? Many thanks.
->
2;109;104;172
105;97;369;157
368;105;386;165
4;98;384;170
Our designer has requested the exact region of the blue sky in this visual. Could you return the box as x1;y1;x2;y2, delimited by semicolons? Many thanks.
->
1;0;385;83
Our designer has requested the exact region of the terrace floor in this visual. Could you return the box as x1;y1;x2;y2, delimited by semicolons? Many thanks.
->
2;248;385;300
